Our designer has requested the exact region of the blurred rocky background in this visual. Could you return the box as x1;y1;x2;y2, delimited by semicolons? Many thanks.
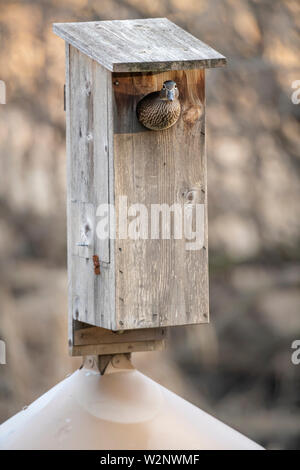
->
0;0;300;450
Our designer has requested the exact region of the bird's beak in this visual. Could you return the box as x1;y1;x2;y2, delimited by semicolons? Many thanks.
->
167;89;175;101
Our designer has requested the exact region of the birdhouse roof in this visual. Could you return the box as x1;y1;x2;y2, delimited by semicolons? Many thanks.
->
53;18;226;73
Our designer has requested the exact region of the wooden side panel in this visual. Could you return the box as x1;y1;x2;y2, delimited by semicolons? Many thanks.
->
66;45;115;339
113;70;209;330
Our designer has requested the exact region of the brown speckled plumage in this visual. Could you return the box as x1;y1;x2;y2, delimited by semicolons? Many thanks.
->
137;81;181;131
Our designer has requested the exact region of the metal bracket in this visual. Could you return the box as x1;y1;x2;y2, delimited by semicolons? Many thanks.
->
82;353;133;375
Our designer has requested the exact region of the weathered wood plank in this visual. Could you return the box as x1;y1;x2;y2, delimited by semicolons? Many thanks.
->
74;325;166;345
65;43;73;349
70;340;165;357
67;46;115;332
113;69;209;330
71;321;166;356
53;18;226;73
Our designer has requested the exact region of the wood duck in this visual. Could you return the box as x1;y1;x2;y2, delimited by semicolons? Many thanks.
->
136;80;181;131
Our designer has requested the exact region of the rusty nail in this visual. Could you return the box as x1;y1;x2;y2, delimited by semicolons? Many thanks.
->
93;255;101;275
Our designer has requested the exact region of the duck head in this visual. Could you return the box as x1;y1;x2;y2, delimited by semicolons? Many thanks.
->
159;80;179;101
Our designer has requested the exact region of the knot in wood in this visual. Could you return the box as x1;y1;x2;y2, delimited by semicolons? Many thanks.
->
182;105;203;125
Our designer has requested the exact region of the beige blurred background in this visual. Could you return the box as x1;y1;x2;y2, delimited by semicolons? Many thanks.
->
0;0;300;450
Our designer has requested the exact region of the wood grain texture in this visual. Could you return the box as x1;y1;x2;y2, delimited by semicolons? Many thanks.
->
53;18;226;73
65;47;209;338
65;43;73;348
71;340;165;357
66;46;115;337
113;69;209;330
74;324;166;345
70;320;165;356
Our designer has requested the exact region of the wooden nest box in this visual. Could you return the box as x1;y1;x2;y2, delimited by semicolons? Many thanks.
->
53;18;226;357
